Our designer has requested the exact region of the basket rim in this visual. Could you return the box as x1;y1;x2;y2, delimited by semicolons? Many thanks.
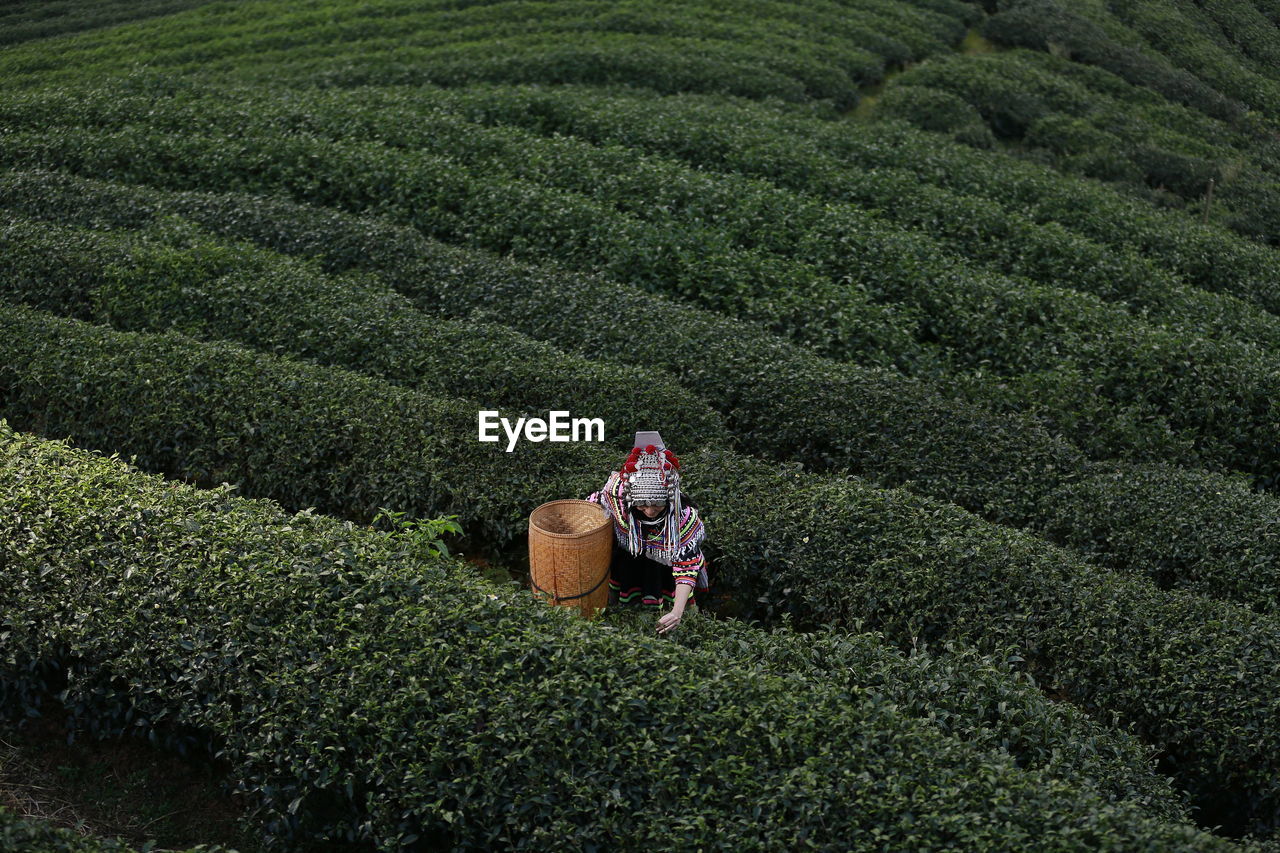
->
529;499;610;538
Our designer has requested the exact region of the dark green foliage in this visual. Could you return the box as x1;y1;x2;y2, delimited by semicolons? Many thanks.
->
873;83;996;145
305;32;866;109
0;170;1087;532
0;213;731;455
0;0;972;105
1108;0;1280;115
6;87;1280;487
691;450;1280;836
2;1;1280;844
875;45;1280;242
2;306;1280;835
1038;462;1280;614
8;171;1280;621
0;0;219;47
0;302;604;544
981;0;1245;121
1;424;1239;851
1199;0;1280;76
624;612;1191;822
396;82;1280;319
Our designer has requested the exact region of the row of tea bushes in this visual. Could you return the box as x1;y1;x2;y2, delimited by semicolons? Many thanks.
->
454;81;1280;350
1038;461;1280;612
979;0;1245;122
875;50;1280;242
1179;0;1280;81
604;609;1191;823
7;11;1275;305
0;0;972;101
0;289;1198;824
905;43;1255;153
0;78;1259;356
691;448;1280;836
884;48;1246;159
9;170;1280;614
0;301;601;544
3;422;1236;851
2;180;1241;613
0;199;1210;813
422;80;1280;318
12;79;1267;337
0;214;731;453
8;84;1280;471
973;0;1280;122
292;33;860;107
240;83;1263;315
0;0;215;48
832;117;1280;304
0;109;934;372
1107;0;1280;116
2;305;1279;833
0;168;1084;528
10;116;1280;485
378;245;1280;615
22;78;1271;355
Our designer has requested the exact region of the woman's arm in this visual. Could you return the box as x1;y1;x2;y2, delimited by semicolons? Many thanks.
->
669;504;706;588
657;584;693;634
658;505;705;633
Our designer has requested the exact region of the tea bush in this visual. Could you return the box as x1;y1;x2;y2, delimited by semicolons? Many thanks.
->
0;0;217;47
1;423;1239;851
418;82;1280;315
2;306;1280;834
1107;0;1280;115
0;0;972;99
611;611;1190;821
7;172;1278;613
875;48;1280;240
980;0;1243;121
0;170;1085;528
1037;462;1280;615
0;214;731;453
6;90;1280;484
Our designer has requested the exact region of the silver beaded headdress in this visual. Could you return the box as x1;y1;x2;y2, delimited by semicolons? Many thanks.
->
618;430;683;559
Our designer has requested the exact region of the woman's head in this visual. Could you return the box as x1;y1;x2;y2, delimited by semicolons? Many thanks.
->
620;431;682;524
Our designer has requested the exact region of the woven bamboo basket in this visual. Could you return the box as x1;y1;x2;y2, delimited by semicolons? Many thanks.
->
528;499;612;619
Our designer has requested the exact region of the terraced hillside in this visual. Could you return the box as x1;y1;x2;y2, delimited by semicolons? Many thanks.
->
2;0;1280;850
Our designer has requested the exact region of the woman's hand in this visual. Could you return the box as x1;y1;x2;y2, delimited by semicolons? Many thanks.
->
658;584;694;634
656;608;683;634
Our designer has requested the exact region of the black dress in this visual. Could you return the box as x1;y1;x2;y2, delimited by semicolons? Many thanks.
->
607;497;710;610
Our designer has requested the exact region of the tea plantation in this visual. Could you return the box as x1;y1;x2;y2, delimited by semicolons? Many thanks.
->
2;0;1280;850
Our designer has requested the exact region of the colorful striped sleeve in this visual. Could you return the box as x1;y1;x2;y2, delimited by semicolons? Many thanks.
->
585;471;618;507
671;505;706;588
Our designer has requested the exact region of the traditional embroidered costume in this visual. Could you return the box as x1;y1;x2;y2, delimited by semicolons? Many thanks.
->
585;431;711;609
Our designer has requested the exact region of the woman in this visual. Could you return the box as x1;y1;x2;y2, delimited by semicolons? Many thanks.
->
585;430;711;634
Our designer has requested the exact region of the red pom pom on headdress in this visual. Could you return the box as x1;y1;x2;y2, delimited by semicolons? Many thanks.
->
645;444;656;453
